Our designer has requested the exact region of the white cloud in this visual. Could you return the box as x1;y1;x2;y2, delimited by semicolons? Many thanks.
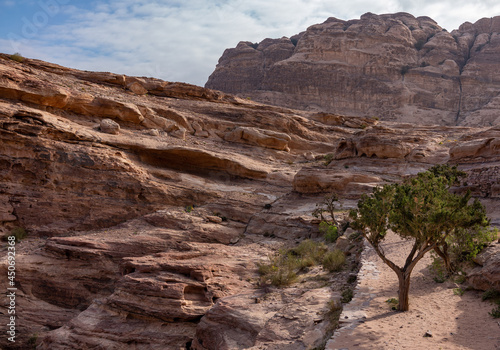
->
1;0;500;86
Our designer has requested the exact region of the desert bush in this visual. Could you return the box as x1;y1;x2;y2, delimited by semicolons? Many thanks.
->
482;289;500;302
258;250;299;287
341;288;353;303
4;227;28;242
322;249;345;272
258;240;344;287
490;302;500;318
323;153;334;166
9;52;25;63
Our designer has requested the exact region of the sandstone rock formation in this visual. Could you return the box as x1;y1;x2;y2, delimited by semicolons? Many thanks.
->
206;13;500;126
0;53;499;349
468;242;500;292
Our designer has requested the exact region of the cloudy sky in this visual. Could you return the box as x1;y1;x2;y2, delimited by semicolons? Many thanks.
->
1;0;499;86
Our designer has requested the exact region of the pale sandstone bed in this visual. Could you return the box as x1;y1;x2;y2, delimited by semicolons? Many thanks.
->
327;232;500;350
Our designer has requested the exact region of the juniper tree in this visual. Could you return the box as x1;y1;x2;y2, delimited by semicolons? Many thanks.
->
350;165;489;311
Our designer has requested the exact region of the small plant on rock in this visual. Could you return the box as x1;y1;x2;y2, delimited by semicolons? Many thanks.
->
9;52;25;63
341;288;354;303
489;302;500;318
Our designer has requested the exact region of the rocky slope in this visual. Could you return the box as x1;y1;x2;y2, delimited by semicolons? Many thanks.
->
0;54;499;349
206;12;500;127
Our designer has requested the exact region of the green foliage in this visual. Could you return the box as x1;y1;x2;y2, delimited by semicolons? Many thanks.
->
386;298;399;310
8;227;28;242
489;303;500;318
257;250;299;287
482;289;500;302
292;239;328;266
429;255;447;283
27;333;38;349
9;52;25;63
258;240;333;287
446;226;496;264
323;153;334;166
319;221;338;243
185;205;194;213
341;288;354;303
350;164;490;311
453;287;465;296
347;274;357;284
322;249;345;272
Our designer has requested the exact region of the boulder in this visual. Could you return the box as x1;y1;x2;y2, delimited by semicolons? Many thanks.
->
468;243;500;292
224;126;291;151
293;168;381;197
99;118;120;134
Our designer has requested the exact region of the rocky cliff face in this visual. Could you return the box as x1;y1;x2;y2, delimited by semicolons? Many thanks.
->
0;54;499;349
206;12;500;127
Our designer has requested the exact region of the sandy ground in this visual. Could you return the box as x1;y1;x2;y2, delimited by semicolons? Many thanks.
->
327;232;500;350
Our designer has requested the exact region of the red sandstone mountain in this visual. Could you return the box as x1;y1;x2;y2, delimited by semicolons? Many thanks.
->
206;12;500;127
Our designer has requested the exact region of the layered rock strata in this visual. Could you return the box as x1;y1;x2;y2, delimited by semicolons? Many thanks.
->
207;13;500;126
0;54;499;349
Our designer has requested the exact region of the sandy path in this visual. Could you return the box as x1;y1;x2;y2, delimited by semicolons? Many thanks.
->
327;232;500;350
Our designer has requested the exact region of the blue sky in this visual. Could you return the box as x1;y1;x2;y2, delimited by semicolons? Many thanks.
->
1;0;500;86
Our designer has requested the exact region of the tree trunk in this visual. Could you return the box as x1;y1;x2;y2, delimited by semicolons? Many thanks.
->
398;273;412;311
434;245;453;274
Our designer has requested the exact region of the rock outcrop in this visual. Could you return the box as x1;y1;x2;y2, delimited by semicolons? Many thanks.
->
0;53;499;350
468;242;500;292
206;13;500;126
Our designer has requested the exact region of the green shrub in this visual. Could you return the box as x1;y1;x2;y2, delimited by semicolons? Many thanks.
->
27;333;38;349
482;289;500;302
292;239;328;263
185;205;194;213
448;227;497;264
429;255;447;283
257;250;299;287
7;227;28;242
322;249;345;272
9;52;25;63
323;153;334;166
341;288;354;303
489;303;500;318
386;297;398;310
258;240;344;287
319;221;338;243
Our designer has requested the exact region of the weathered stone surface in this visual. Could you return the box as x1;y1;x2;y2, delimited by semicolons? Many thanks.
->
468;243;500;292
293;168;382;197
207;13;500;126
224;126;291;151
99;118;120;134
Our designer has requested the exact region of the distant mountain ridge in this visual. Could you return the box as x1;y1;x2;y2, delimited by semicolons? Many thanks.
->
206;12;500;126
